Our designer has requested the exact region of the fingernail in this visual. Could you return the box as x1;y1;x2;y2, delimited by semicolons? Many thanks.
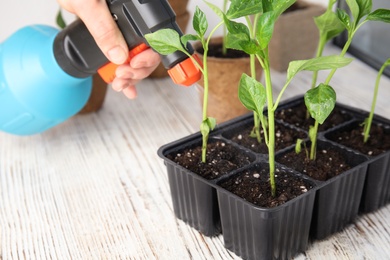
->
108;46;127;64
132;61;147;69
112;85;123;92
116;71;133;79
112;82;125;92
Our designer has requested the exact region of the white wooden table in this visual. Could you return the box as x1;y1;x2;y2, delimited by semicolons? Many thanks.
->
1;44;390;259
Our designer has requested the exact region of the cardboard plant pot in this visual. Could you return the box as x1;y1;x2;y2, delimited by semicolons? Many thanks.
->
269;0;326;72
77;74;107;114
168;0;189;16
194;37;263;123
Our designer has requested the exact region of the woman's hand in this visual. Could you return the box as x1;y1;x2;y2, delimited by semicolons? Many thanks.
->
57;0;160;99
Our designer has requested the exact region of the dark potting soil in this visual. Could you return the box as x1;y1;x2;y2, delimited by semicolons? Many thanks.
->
220;167;314;208
167;140;252;180
196;43;249;59
225;123;306;154
327;123;390;156
276;102;351;132
277;148;351;181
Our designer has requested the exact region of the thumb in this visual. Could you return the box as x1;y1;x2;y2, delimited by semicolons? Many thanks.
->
67;1;129;65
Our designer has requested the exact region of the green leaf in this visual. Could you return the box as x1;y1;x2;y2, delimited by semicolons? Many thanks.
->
367;9;390;23
200;120;210;137
356;0;372;22
287;55;353;81
328;0;337;7
314;11;345;42
336;9;352;31
261;0;273;12
227;0;263;19
145;29;186;55
256;11;276;49
226;33;260;54
225;19;249;35
200;117;216;137
346;0;372;24
225;33;247;51
193;6;208;38
56;9;67;29
295;139;303;154
224;19;261;54
304;84;336;124
346;0;360;24
204;1;225;20
181;34;199;48
238;73;266;116
207;117;217;130
271;0;296;18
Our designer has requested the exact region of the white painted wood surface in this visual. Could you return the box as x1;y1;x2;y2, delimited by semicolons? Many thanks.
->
1;44;390;259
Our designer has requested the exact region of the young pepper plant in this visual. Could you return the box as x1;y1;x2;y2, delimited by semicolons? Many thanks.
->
310;0;345;91
363;58;390;143
145;6;214;163
225;0;296;197
302;0;345;156
239;56;352;196
207;0;265;143
305;0;390;160
145;1;261;163
224;0;353;196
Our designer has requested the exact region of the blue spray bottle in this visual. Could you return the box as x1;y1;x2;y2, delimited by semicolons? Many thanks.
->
0;0;201;136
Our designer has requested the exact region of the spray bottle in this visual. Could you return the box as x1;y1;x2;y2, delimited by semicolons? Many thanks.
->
0;0;201;135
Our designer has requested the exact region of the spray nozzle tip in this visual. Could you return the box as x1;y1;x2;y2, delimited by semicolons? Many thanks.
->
168;54;202;87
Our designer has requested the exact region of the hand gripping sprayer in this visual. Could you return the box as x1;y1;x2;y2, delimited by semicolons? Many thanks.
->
0;0;201;135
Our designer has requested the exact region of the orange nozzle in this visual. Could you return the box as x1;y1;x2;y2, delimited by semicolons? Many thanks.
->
168;54;202;87
98;43;149;83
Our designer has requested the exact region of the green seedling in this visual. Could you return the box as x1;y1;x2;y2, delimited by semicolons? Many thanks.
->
223;2;265;143
363;58;390;143
295;138;309;158
145;1;261;163
304;84;337;160
226;0;352;196
228;0;296;197
295;138;303;154
305;0;390;160
310;0;345;92
146;0;388;198
146;6;215;163
239;56;351;195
